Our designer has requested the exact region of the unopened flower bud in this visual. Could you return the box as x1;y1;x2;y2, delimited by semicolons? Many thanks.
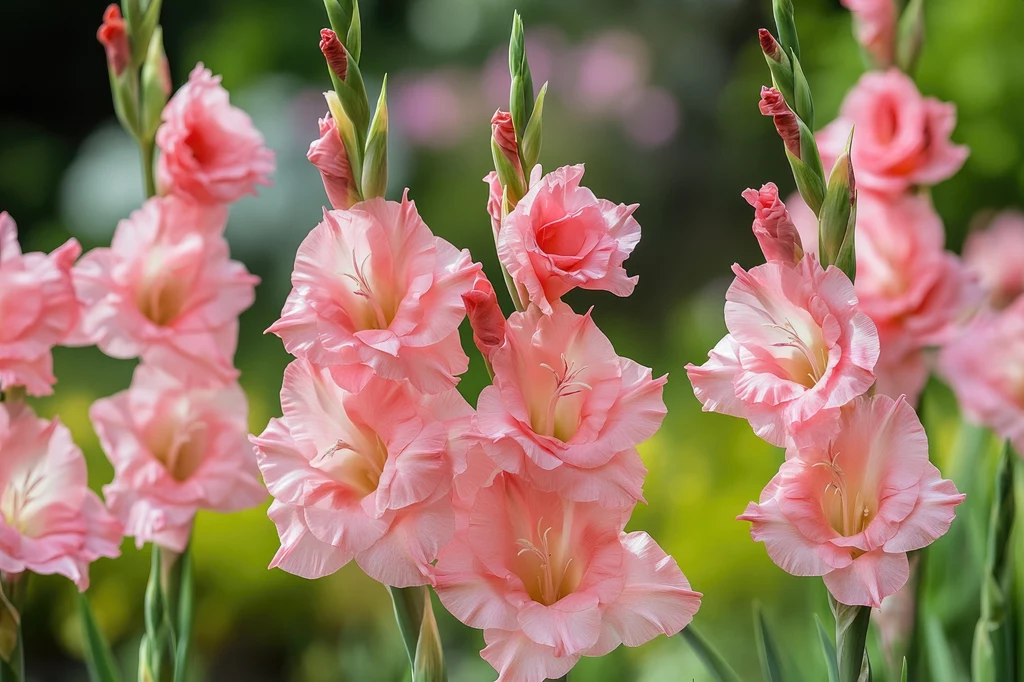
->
818;129;858;278
758;29;795;107
320;28;348;82
308;113;358;209
97;4;130;77
742;183;804;265
759;87;801;159
463;274;506;365
759;28;785;63
140;27;169;140
491;110;522;175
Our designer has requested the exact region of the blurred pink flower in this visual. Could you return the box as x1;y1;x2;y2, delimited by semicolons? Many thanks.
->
307;113;358;210
620;86;680;149
434;474;701;681
818;70;968;195
686;256;879;447
789;191;979;403
841;0;898;67
740;394;964;607
269;194;480;395
963;210;1024;310
476;302;662;508
0;212;81;396
0;402;122;591
92;364;265;552
742;182;804;264
391;72;470;149
157;63;275;205
252;359;473;586
572;32;649;116
940;301;1024;453
70;196;256;384
498;165;640;314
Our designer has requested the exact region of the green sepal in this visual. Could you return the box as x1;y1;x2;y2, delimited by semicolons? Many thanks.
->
346;0;362;64
772;0;800;61
817;129;855;268
326;91;364;200
786;147;825;216
361;76;389;200
110;67;141;140
492;138;525;205
791;53;814;128
520;81;547;172
323;0;354;45
833;200;857;281
829;594;872;682
335;49;370;152
139;26;168;141
896;0;925;74
412;593;446;682
766;53;795;111
508;12;534;140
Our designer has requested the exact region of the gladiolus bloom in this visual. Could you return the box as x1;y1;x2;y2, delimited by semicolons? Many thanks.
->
434;474;701;682
817;70;969;195
156;63;276;205
739;394;964;607
759;87;801;159
0;402;122;591
91;365;266;552
742;182;803;264
70;196;257;384
939;301;1024;454
841;0;897;67
307;113;358;210
686;256;879;447
0;212;81;396
269;194;481;395
476;302;662;507
963;211;1024;310
252;360;473;586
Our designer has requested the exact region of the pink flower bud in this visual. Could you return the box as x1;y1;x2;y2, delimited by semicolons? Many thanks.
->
307;113;357;210
758;28;784;63
319;28;348;82
462;274;505;360
491;109;522;175
97;4;130;77
742;183;804;264
760;86;801;159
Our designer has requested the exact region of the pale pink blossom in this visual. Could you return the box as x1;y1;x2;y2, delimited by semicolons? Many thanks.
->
963;211;1024;310
739;394;964;607
70;196;256;384
269;194;481;395
307;113;358;210
91;364;265;552
939;301;1024;453
434;474;701;682
252;359;473;586
818;70;968;195
841;0;898;67
686;256;879;447
789;191;979;403
486;165;544;238
0;212;81;396
497;165;640;314
742;182;803;264
156;63;275;205
476;302;662;508
0;402;121;591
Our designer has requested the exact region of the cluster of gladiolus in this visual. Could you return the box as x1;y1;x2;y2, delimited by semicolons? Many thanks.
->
253;4;700;681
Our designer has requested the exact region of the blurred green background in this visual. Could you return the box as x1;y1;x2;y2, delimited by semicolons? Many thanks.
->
2;0;1023;679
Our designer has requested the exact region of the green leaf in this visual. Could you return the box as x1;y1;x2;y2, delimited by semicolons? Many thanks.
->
335;52;371;152
520;81;548;172
754;603;785;682
815;615;840;682
172;545;193;682
678;626;743;682
829;594;871;682
901;658;908;682
79;593;122;682
323;0;354;43
896;0;924;74
923;615;961;682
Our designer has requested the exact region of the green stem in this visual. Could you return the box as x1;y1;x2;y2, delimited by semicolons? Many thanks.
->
0;574;28;682
830;593;872;682
388;586;426;669
140;139;157;198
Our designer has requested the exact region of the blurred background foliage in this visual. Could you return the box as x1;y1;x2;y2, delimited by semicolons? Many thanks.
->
1;0;1023;679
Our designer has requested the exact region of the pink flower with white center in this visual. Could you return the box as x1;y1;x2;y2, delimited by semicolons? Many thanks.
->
70;196;256;384
686;256;879;447
0;212;81;396
939;301;1024;453
476;302;664;508
497;165;640;314
307;113;358;210
252;359;473;587
91;364;265;552
841;0;897;67
742;182;804;265
268;194;481;395
739;394;964;607
434;474;701;682
963;210;1024;310
0;402;121;591
156;63;275;205
817;70;968;195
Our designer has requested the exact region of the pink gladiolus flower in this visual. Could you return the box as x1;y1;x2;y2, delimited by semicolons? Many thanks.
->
91;365;264;552
742;182;804;264
841;0;898;67
817;70;968;195
0;402;122;591
963;211;1024;310
307;113;358;210
497;165;640;314
739;394;964;607
71;196;256;384
686;256;879;447
434;474;701;682
156;63;275;205
0;212;81;396
251;359;473;586
269;194;481;395
939;301;1024;453
484;170;505;237
759;87;801;159
476;302;661;507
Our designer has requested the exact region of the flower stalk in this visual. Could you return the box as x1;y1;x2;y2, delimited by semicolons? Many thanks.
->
388;586;447;682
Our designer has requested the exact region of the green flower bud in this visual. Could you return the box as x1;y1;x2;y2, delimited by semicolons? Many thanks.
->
818;129;857;277
139;26;169;141
361;77;389;200
772;0;801;61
